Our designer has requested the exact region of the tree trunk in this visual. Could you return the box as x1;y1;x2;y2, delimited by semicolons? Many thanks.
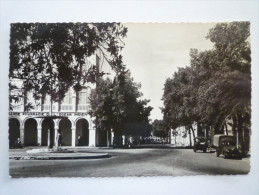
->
215;114;225;134
232;114;238;147
225;121;228;135
237;112;244;154
190;126;196;139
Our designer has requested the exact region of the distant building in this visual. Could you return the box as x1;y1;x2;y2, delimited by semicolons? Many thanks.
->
9;50;115;147
170;126;197;147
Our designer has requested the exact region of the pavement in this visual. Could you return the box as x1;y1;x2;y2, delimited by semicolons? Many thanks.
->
9;147;109;160
9;144;250;177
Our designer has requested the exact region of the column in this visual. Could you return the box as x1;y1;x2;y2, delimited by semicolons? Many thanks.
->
53;119;59;148
122;135;125;146
37;127;42;146
20;126;24;145
111;129;114;146
89;128;96;147
47;129;50;147
71;127;76;147
54;127;58;147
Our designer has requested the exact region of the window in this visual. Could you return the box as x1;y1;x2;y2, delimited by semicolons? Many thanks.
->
78;89;89;111
61;91;73;111
26;91;40;111
78;91;89;104
62;91;72;104
12;105;22;111
42;95;54;111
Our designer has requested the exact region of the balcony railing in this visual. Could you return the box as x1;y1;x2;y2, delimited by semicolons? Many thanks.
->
77;104;89;111
12;105;22;111
43;105;56;111
60;104;73;111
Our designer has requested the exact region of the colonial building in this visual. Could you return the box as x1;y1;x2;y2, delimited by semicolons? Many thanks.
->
9;50;115;148
169;126;197;147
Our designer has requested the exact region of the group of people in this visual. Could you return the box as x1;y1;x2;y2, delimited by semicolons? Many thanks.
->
12;130;82;149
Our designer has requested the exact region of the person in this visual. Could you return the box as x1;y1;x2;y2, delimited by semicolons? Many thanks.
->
15;137;22;148
56;130;63;150
128;136;133;148
78;135;82;146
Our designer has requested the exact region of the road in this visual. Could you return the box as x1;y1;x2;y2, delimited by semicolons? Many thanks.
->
9;146;250;177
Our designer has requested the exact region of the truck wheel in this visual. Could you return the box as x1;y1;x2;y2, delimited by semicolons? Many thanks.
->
203;149;206;153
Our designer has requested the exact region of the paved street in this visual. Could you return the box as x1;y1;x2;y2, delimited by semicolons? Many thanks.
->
9;145;250;177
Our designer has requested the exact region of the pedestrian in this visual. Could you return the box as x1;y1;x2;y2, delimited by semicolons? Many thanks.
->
56;129;63;150
15;137;22;148
78;135;82;146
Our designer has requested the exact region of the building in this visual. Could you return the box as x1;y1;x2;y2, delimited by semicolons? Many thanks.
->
169;126;197;147
9;50;115;148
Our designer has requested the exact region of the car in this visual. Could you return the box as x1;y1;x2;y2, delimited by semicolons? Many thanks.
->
193;137;208;153
213;134;241;159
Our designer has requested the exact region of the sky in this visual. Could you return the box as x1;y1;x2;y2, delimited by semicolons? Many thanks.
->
121;23;215;121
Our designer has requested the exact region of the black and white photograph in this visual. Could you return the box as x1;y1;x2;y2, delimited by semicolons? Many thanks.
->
0;1;259;195
8;22;251;177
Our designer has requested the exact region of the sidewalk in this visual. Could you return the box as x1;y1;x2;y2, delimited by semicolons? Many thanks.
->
9;147;110;160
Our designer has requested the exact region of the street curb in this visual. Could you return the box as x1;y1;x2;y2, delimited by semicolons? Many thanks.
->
10;153;110;160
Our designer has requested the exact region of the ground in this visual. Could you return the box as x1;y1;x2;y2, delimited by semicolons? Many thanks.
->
9;145;250;177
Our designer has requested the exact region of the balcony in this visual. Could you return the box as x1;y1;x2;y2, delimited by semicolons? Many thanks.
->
60;104;73;111
77;104;89;111
12;105;22;111
43;105;56;111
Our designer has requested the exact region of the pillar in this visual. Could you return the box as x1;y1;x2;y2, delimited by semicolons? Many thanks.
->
37;127;42;146
72;127;76;147
122;135;125;146
20;126;24;145
54;127;58;147
111;129;114;146
47;129;50;147
89;128;96;147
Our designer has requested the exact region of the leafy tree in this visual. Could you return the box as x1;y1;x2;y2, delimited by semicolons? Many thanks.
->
88;71;153;145
9;23;128;110
152;120;168;138
162;67;198;139
162;22;251;154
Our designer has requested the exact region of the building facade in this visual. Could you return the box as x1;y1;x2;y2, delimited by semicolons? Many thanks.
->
169;126;197;147
9;51;115;147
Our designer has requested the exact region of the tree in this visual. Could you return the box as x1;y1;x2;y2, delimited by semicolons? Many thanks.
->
88;71;153;146
162;22;251;154
162;67;199;139
9;23;128;110
152;120;168;138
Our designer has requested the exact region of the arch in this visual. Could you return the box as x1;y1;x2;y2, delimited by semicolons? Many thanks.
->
75;117;92;129
76;118;89;146
59;118;72;146
9;116;22;127
24;118;38;146
41;118;55;146
9;118;20;147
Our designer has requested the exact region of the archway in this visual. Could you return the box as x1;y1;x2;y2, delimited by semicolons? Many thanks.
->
24;118;37;146
9;118;20;147
76;119;89;146
59;118;72;146
41;118;55;146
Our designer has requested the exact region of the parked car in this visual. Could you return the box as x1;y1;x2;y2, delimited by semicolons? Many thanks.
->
193;137;208;153
213;134;241;159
